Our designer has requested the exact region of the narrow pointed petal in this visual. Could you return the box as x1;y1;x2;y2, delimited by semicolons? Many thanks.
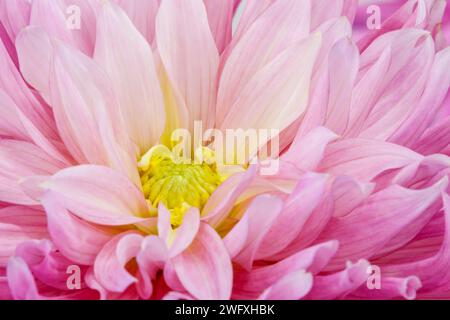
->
113;0;159;45
50;40;138;183
216;0;311;125
156;0;219;128
220;34;321;142
95;2;165;153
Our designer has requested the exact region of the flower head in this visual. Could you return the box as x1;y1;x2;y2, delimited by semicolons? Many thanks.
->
0;0;450;300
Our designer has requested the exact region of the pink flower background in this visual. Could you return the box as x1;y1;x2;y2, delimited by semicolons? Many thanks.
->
0;0;450;300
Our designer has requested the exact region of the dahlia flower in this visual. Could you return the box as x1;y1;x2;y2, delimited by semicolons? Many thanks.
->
0;0;450;300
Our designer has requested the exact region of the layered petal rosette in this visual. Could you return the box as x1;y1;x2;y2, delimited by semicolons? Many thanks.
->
0;0;450;300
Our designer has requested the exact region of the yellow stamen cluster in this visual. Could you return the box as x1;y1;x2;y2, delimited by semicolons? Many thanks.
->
139;146;224;227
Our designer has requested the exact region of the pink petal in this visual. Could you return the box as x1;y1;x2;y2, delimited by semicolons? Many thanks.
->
94;2;165;153
16;26;52;103
282;127;338;171
6;257;39;300
203;0;238;53
14;239;76;291
172;223;232;300
390;47;450;146
317;178;448;271
113;0;159;45
305;259;370;299
156;0;219;128
219;33;321;138
158;204;200;258
136;235;168;299
0;139;64;205
216;0;311;125
0;206;48;267
0;0;31;41
351;276;422;300
43;165;149;226
256;173;328;259
232;241;338;299
258;270;313;300
41;192;114;266
381;193;450;292
203;165;257;227
229;195;283;270
94;232;143;293
50;39;138;183
319;138;423;182
0;38;57;141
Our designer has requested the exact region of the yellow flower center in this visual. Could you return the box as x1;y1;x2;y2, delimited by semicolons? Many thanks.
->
138;145;224;227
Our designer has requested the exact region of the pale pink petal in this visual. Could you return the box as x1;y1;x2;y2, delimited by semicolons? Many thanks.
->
41;192;114;266
50;40;138;183
172;223;232;300
42;165;149;226
412;116;450;156
282;127;338;171
219;33;321;147
229;195;283;270
203;165;257;227
0;139;64;205
16;26;52;103
156;0;219;128
136;235;168;299
0;38;57;141
94;2;165;153
216;0;311;125
94;232;143;293
29;0;99;55
256;173;328;259
157;204;200;258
